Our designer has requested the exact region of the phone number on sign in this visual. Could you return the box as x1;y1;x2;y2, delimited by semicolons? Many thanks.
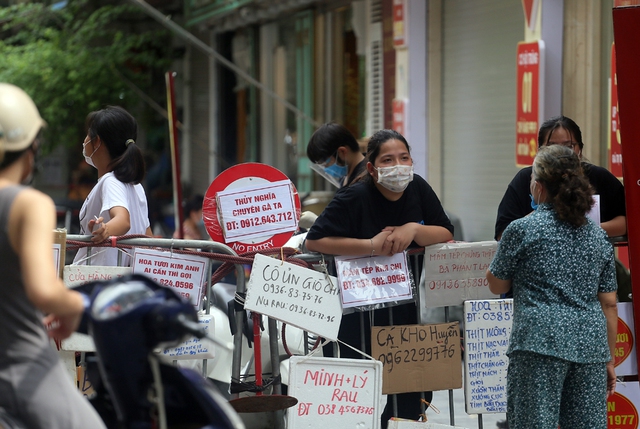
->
287;303;335;323
343;274;407;289
428;278;488;290
316;404;375;416
378;344;456;372
240;212;293;228
156;278;194;289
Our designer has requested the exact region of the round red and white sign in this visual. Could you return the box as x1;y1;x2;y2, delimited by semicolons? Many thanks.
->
203;163;301;253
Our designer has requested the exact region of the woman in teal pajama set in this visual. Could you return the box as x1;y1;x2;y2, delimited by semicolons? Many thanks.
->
486;145;618;429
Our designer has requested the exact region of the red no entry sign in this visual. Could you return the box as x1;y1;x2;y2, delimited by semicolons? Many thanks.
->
203;163;301;253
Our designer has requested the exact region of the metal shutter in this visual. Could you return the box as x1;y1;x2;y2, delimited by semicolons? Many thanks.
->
440;0;523;241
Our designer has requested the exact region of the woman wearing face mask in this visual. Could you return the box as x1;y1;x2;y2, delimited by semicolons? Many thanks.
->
306;129;453;427
494;116;626;241
73;106;152;267
307;122;366;188
487;145;617;429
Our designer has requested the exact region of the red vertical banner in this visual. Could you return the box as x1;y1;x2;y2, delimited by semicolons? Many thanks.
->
515;41;545;167
609;44;624;180
383;0;397;130
393;0;407;48
165;71;184;239
521;0;540;31
613;5;640;374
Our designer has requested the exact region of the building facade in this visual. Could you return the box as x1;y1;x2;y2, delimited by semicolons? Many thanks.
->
169;0;623;242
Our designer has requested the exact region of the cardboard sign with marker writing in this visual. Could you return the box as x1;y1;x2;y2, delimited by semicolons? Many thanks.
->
244;253;342;341
160;314;215;359
463;299;512;414
371;323;461;394
422;241;499;308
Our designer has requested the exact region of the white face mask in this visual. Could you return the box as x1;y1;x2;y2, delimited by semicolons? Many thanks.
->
82;139;100;169
375;165;414;192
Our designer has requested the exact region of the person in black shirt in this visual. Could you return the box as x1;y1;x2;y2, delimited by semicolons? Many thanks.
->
495;116;626;241
306;129;453;428
307;122;366;188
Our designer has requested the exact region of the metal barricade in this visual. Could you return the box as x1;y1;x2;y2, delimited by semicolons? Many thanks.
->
64;237;481;428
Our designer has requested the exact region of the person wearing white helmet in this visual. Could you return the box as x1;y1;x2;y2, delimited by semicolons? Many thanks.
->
0;83;106;429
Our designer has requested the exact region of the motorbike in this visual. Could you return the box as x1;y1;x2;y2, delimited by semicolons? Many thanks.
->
77;273;245;429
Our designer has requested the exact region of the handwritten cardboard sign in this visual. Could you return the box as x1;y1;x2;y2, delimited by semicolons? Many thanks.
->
216;179;298;243
335;252;412;308
159;314;215;359
244;254;342;340
616;302;638;377
287;356;383;429
371;323;461;394
422;241;499;308
463;299;513;414
132;248;208;310
64;265;132;288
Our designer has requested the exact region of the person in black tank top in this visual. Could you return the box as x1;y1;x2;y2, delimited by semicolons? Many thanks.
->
0;83;106;429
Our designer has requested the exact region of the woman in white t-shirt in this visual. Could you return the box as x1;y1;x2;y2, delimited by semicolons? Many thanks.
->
73;106;152;266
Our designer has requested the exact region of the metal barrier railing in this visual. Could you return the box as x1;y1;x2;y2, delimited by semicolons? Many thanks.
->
65;236;468;427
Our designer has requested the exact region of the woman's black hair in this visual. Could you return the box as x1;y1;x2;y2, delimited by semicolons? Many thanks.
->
85;105;145;184
183;194;204;218
537;115;584;152
354;129;411;183
532;145;594;228
0;145;30;169
307;122;360;163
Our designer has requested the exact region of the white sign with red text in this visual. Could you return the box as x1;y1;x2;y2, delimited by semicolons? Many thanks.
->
131;248;207;309
244;254;342;341
335;252;412;308
287;356;383;429
216;179;297;243
422;241;499;308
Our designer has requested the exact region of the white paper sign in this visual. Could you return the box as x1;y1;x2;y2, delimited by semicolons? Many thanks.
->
64;265;132;288
53;243;61;276
463;299;513;414
159;315;215;359
244;254;342;340
216;179;297;243
587;194;601;225
422;241;499;308
61;265;133;353
131;248;208;309
287;356;383;429
335;252;412;308
616;302;638;377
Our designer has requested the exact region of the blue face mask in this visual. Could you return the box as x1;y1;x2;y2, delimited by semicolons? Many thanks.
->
530;194;539;210
324;163;348;181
